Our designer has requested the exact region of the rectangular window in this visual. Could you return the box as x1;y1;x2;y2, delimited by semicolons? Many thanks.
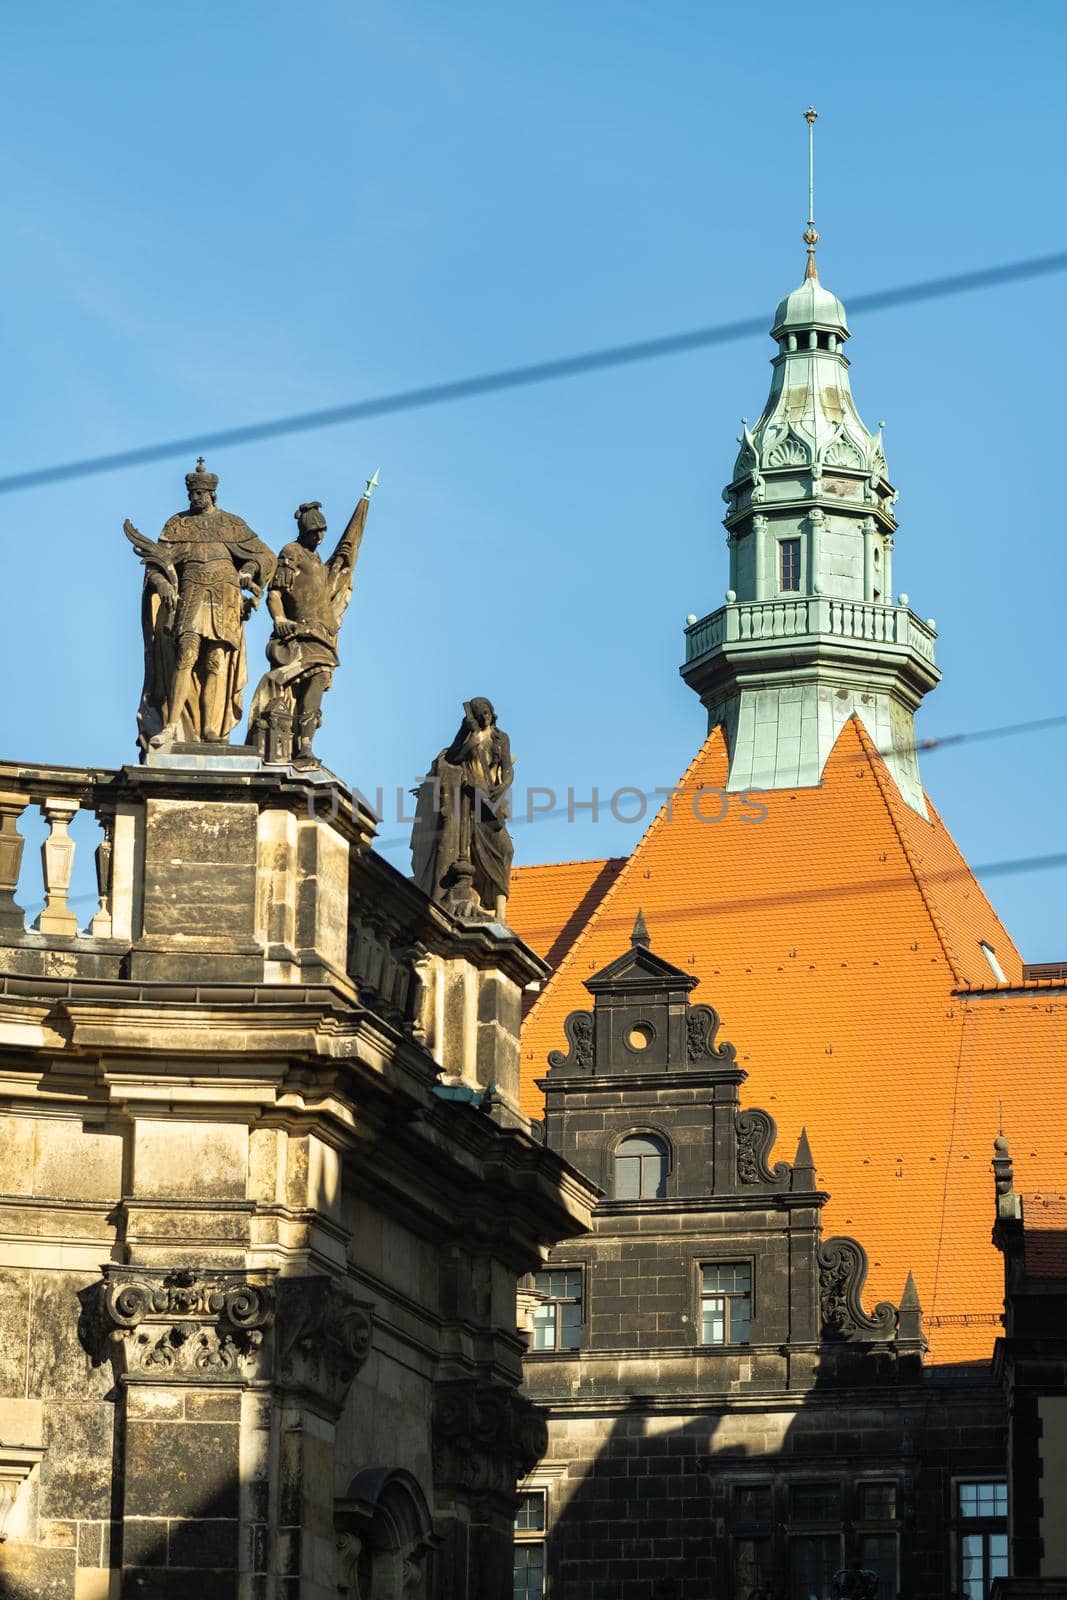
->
791;1482;841;1525
734;1536;773;1599
515;1491;545;1532
532;1270;582;1351
959;1482;1007;1520
514;1491;546;1600
780;538;802;592
957;1481;1008;1600
858;1482;897;1523
733;1484;773;1529
858;1533;898;1600
789;1534;840;1600
701;1263;751;1345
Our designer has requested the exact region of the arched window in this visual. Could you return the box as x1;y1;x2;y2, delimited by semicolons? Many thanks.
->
336;1468;434;1600
614;1134;668;1200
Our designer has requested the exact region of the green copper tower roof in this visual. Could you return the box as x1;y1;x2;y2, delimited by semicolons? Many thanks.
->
680;109;939;817
771;273;850;339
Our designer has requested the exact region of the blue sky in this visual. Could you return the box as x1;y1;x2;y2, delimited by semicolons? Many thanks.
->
2;0;1065;957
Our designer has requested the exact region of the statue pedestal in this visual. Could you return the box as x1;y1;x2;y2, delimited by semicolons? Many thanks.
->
144;741;263;773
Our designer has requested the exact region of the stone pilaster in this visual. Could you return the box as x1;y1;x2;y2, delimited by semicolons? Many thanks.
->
273;1277;374;1600
432;1379;548;1599
87;1265;275;1597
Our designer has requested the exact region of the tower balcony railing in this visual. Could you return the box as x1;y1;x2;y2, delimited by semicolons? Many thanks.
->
684;597;937;666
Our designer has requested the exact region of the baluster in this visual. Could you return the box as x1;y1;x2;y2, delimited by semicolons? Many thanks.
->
34;797;79;937
0;790;30;933
89;811;115;938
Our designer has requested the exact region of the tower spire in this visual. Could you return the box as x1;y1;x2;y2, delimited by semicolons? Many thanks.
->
804;106;819;280
681;111;941;818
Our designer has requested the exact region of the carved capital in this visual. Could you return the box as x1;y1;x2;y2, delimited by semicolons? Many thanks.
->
84;1266;275;1381
432;1379;547;1508
276;1276;374;1418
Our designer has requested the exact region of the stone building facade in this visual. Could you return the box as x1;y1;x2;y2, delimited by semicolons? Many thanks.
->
0;754;595;1599
520;917;1008;1600
991;1140;1067;1599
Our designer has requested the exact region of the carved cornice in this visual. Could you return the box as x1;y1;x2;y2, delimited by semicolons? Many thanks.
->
432;1379;547;1507
817;1237;897;1339
275;1276;374;1418
84;1266;275;1381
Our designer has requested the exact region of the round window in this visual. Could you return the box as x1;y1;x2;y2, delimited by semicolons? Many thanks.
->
626;1022;654;1051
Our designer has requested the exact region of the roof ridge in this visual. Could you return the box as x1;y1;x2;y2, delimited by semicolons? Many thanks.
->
848;716;966;985
512;855;624;875
917;789;1024;975
522;727;727;1028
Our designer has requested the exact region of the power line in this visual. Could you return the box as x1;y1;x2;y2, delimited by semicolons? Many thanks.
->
500;847;1067;949
914;712;1067;754
367;704;1067;851
2;248;1065;497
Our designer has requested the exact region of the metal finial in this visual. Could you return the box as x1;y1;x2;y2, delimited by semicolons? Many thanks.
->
196;456;206;472
365;468;380;497
803;106;819;280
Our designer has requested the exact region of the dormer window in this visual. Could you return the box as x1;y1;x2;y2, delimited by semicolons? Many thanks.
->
780;539;802;592
614;1134;668;1200
980;942;1007;982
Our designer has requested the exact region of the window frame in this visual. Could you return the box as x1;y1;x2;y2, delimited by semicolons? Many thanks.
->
609;1128;671;1202
953;1478;1008;1600
513;1488;547;1600
531;1266;584;1353
723;1475;901;1600
698;1258;753;1346
779;536;802;593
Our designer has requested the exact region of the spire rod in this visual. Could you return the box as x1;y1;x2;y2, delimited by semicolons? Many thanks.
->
804;106;819;280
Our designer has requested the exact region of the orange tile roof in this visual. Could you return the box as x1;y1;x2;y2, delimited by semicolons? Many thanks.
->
509;857;626;970
509;716;1067;1366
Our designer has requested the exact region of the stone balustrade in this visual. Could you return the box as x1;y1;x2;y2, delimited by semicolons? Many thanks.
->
0;757;545;1126
0;768;111;943
684;597;937;665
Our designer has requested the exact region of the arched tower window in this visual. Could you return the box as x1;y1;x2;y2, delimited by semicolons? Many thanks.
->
614;1134;668;1200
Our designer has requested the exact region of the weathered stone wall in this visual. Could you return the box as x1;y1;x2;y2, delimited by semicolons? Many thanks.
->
0;761;594;1599
522;1385;1006;1600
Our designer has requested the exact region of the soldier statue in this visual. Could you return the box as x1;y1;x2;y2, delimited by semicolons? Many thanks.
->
247;475;376;767
124;460;276;757
410;698;514;921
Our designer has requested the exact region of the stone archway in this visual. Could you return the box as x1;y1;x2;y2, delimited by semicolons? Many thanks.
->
336;1468;437;1599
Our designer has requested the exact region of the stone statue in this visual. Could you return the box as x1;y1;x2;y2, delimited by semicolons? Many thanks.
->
125;460;276;756
247;475;375;767
410;699;514;921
